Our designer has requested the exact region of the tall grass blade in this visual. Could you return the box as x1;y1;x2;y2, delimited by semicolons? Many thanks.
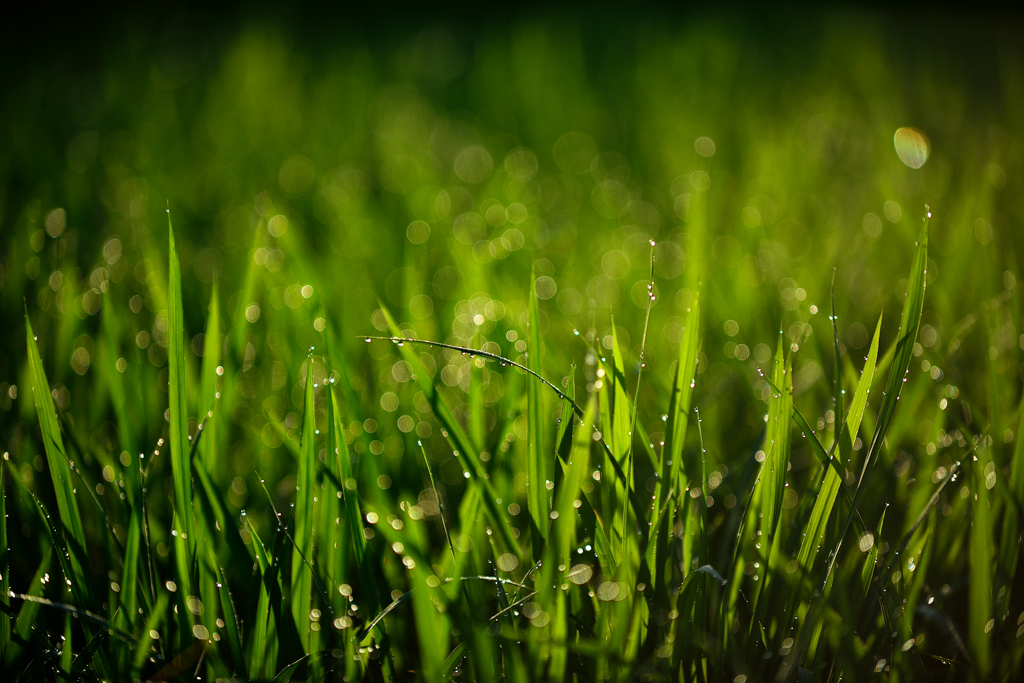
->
291;353;316;651
542;396;594;681
793;314;881;591
198;282;220;469
24;314;92;607
825;211;929;584
527;269;549;548
167;211;196;574
661;285;700;502
969;446;994;677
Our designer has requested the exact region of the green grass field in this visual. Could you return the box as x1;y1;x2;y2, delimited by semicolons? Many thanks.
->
1;8;1023;681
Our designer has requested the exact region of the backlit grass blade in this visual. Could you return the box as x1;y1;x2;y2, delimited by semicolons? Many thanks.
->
793;314;881;588
609;318;631;464
291;353;316;651
329;383;391;680
826;211;929;584
121;505;142;629
830;274;842;448
969;445;994;677
840;314;882;462
609;321;633;560
661;285;700;500
762;332;792;545
198;282;220;469
167;212;196;571
527;269;549;548
320;341;347;618
542;396;594;681
652;284;699;602
24;313;92;606
248;518;273;680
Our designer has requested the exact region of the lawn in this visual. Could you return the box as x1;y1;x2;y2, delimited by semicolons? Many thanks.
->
0;7;1022;681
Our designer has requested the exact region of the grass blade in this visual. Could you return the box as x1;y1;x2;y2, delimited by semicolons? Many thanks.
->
793;313;882;588
970;445;994;677
825;210;929;584
527;269;549;549
291;353;316;651
198;282;221;470
542;396;594;681
167;210;196;574
24;313;92;607
661;284;700;501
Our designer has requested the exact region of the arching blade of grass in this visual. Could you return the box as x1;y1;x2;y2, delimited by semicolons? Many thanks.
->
167;213;196;576
527;269;549;550
24;314;92;607
291;353;316;652
378;304;519;555
825;212;929;586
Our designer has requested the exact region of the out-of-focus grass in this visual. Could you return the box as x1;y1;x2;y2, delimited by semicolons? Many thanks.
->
1;8;1023;681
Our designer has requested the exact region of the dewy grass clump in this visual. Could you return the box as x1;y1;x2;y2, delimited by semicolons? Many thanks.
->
2;198;1021;681
2;12;1024;683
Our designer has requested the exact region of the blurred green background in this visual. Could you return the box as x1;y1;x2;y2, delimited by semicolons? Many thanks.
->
1;4;1022;612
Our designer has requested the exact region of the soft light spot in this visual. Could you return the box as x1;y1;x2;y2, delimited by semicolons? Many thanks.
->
894;127;930;169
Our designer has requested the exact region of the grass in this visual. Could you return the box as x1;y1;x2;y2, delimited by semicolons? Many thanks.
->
2;9;1024;682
